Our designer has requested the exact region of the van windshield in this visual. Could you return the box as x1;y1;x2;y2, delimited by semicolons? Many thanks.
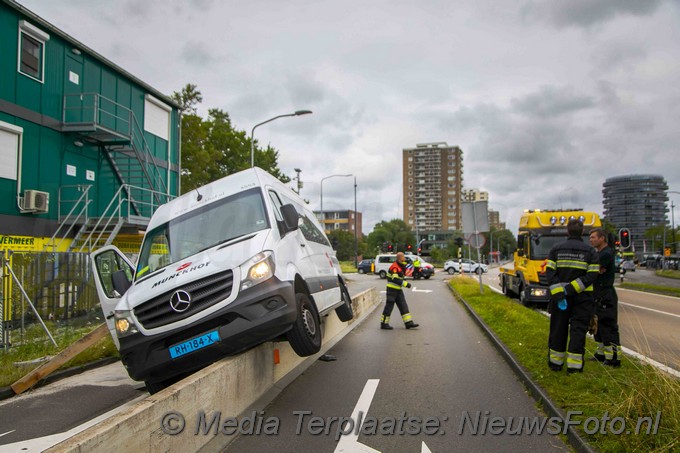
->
135;188;269;280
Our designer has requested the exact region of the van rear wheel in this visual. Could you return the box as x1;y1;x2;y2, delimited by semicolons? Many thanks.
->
287;293;322;357
335;283;354;322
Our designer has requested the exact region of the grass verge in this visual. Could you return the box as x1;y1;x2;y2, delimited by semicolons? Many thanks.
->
0;323;118;388
339;261;357;274
450;276;679;453
618;282;680;298
655;269;680;280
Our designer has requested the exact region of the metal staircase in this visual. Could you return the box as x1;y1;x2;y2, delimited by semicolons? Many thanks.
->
45;94;175;253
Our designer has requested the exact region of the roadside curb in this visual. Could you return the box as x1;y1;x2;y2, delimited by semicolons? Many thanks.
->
0;356;119;402
448;284;596;453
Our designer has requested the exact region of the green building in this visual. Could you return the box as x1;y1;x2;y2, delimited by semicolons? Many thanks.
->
1;0;182;341
0;0;180;253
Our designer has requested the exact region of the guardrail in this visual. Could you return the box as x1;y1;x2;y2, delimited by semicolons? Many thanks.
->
47;288;380;453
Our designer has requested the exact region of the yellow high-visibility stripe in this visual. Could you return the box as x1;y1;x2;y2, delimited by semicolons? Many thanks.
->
402;313;413;322
546;260;557;269
556;260;588;270
550;349;565;365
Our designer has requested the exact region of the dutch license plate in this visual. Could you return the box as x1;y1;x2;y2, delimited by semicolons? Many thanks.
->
169;330;220;359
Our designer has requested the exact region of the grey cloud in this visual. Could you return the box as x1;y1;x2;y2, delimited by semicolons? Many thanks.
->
180;41;217;67
522;0;663;28
590;43;647;74
511;86;595;118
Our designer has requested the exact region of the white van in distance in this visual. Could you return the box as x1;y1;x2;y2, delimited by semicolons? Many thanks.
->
91;168;353;393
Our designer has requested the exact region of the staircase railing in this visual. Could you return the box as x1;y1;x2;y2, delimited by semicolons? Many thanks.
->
44;185;92;252
75;184;173;253
62;93;169;197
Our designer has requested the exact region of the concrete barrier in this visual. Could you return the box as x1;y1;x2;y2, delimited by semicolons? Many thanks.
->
47;288;380;453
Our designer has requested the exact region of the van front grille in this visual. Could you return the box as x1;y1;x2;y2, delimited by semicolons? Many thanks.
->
134;270;234;329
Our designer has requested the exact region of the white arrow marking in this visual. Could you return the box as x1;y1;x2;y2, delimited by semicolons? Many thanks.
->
335;379;381;453
421;441;433;453
411;287;432;293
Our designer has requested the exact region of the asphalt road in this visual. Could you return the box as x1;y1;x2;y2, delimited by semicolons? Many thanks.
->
1;271;564;452
226;273;565;452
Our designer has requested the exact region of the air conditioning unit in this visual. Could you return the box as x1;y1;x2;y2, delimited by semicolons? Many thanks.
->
23;190;50;213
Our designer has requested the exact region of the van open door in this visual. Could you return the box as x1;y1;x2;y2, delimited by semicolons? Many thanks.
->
90;245;135;349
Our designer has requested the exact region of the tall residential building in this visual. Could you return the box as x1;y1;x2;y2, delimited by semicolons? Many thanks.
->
602;175;668;254
402;142;463;233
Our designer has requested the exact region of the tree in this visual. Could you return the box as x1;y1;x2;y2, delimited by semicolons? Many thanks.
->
171;84;290;194
366;219;416;254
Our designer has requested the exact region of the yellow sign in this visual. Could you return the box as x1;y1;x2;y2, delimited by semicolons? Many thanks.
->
0;235;71;252
665;247;671;257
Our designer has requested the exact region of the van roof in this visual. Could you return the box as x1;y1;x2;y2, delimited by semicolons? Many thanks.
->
147;167;301;230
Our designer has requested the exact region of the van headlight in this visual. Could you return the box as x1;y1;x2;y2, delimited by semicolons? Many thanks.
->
241;251;275;290
114;310;138;337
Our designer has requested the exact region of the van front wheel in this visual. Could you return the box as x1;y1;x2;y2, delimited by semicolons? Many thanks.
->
287;293;322;357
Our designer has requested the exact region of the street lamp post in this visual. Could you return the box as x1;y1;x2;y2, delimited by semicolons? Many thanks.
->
250;110;312;168
294;168;302;194
320;174;352;228
353;176;358;268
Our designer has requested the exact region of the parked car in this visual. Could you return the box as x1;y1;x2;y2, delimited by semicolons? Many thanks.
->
444;258;488;275
374;254;434;279
357;259;374;274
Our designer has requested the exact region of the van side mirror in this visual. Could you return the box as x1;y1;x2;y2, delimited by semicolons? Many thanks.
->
280;204;300;234
111;270;132;296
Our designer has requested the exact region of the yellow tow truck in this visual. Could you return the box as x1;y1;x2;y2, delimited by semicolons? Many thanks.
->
499;209;602;306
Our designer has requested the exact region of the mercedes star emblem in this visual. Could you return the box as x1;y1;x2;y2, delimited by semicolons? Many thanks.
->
169;290;192;313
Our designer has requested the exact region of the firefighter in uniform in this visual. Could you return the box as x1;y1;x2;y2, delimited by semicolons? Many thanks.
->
544;219;600;373
589;228;621;367
381;252;420;330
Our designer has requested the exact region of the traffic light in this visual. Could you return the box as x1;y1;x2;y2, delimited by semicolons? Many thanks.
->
619;228;631;250
417;247;422;254
455;237;464;247
388;243;393;252
407;244;412;251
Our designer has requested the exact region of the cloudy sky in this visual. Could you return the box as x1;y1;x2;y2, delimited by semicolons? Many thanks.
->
19;0;680;234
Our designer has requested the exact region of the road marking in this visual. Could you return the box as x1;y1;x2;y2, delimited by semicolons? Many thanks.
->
421;441;432;453
0;430;16;438
411;287;432;293
335;379;380;453
619;302;680;319
617;287;680;300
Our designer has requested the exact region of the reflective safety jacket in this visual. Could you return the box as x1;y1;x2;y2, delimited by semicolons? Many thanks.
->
387;261;410;291
544;237;600;301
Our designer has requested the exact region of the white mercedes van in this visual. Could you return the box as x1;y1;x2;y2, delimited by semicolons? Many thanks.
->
90;167;353;393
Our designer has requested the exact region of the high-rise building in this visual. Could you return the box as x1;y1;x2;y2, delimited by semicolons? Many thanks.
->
602;174;668;255
402;142;464;235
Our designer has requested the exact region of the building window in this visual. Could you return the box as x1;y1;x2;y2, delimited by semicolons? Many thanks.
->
144;95;171;140
0;121;22;180
17;21;50;83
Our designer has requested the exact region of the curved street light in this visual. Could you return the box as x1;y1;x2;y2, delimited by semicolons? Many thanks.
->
320;173;358;266
250;110;312;168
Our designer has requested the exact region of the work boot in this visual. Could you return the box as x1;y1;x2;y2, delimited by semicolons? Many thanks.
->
404;321;419;329
603;359;621;368
548;363;563;372
567;368;583;374
592;353;606;362
380;323;393;330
